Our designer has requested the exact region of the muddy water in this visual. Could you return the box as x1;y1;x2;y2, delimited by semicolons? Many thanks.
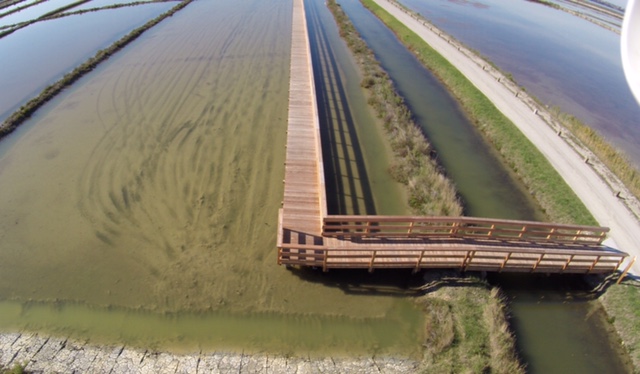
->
0;3;175;121
0;0;423;356
337;0;629;371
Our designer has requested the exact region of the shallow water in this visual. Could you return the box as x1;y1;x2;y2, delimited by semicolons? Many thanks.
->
69;0;156;12
0;2;175;121
0;0;41;17
401;0;640;168
0;0;77;27
0;0;424;356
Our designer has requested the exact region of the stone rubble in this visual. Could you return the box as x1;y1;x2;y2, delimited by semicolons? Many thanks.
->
0;333;419;373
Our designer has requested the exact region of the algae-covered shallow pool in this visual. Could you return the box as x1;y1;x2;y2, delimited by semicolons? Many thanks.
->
0;0;424;357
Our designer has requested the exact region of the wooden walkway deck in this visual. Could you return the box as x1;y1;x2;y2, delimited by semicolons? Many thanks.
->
277;0;628;274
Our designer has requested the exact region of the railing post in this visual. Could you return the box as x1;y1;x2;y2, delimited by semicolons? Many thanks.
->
532;253;545;271
499;252;512;272
562;254;575;271
413;250;425;273
546;228;556;241
408;221;415;236
450;222;460;237
488;224;496;238
463;251;476;271
518;225;527;239
617;256;636;284
573;229;583;243
369;250;377;273
323;250;328;272
588;255;602;273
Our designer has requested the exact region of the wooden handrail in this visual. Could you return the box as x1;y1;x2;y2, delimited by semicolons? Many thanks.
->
322;215;609;245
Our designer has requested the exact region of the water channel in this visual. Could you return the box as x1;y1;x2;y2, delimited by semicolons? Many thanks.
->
334;0;630;371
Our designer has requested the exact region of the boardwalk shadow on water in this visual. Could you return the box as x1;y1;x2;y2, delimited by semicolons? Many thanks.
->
286;266;480;297
287;266;423;297
306;0;376;216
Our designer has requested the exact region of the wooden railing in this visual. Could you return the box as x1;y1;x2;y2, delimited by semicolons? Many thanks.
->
277;242;626;273
322;215;609;245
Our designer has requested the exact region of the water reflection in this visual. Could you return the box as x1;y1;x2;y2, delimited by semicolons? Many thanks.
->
339;0;544;220
0;3;174;121
0;0;78;28
402;0;640;167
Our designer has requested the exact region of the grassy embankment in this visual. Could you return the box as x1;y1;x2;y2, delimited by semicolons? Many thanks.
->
553;108;640;201
415;277;524;373
361;0;596;226
0;0;193;139
327;2;523;372
327;0;461;216
599;281;640;371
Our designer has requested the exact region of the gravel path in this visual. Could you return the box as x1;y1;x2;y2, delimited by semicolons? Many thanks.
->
371;0;640;276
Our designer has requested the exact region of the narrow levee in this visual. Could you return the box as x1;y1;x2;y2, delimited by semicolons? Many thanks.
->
333;0;631;371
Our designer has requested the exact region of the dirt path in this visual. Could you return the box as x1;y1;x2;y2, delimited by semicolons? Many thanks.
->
371;0;640;276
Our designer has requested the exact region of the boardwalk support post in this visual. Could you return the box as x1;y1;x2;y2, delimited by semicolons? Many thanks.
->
617;256;637;284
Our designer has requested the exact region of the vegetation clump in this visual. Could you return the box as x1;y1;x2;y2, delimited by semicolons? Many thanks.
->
327;0;462;216
416;275;524;373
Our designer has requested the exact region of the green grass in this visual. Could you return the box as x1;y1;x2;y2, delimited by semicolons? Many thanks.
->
600;281;640;372
327;0;462;216
361;0;596;226
0;362;26;374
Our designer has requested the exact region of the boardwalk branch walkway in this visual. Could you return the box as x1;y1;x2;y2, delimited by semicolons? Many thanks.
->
277;0;628;275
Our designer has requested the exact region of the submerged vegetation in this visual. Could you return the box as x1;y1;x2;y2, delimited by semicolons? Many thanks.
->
361;0;596;226
0;0;193;139
327;0;462;216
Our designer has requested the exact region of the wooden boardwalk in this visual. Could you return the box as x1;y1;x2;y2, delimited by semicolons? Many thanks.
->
277;0;629;274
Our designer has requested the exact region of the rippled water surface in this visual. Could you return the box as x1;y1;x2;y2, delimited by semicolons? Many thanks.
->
0;0;77;27
0;3;174;121
0;0;423;356
401;0;640;167
68;0;156;12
